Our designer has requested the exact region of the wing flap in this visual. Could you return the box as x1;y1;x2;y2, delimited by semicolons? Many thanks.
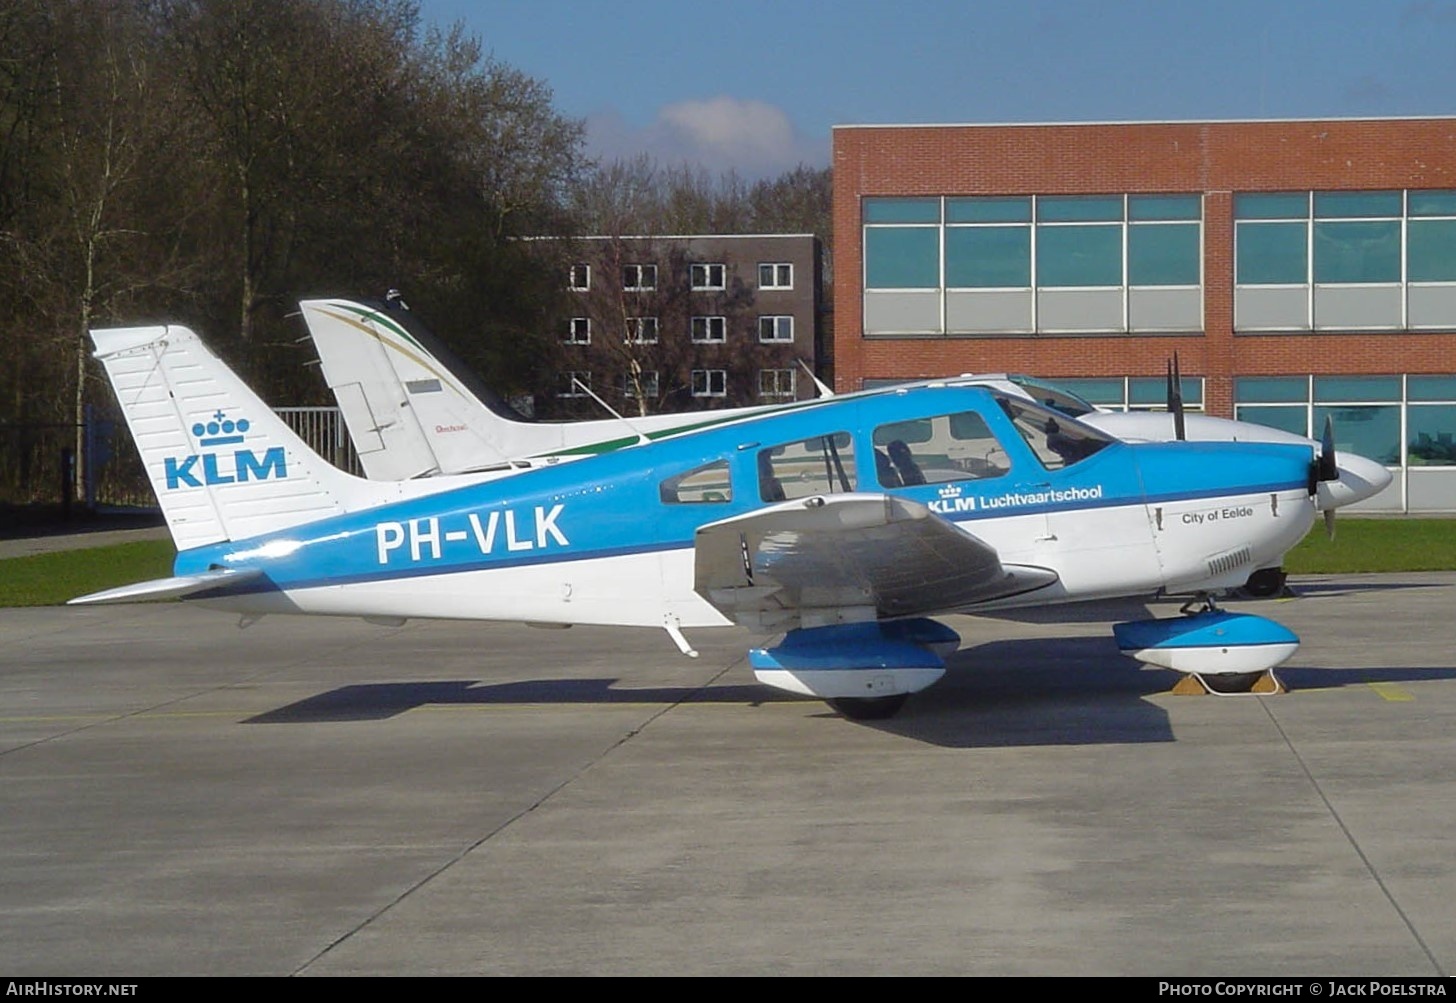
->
694;493;1056;625
69;568;265;606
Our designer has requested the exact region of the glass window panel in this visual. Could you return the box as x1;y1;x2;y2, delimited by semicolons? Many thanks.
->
1313;376;1401;402
1234;193;1309;219
1235;377;1308;403
873;419;934;446
1408;219;1456;282
1129;195;1201;221
1128;223;1200;285
1234;405;1309;437
1409;191;1456;217
1313;191;1402;218
1037;195;1123;222
1236;222;1308;284
1314;404;1400;465
873;412;1010;486
759;433;856;501
1008;376;1099;417
1036;225;1122;286
997;397;1113;470
1314;220;1400;283
1130;376;1203;406
660;460;732;503
1057;378;1125;406
863;198;939;223
864;227;939;288
946;197;1031;223
1409;404;1456;465
1409;375;1456;401
945;226;1030;287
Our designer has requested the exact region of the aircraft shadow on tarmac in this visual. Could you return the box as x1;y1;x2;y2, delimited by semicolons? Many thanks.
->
242;627;1456;750
1275;578;1449;599
243;634;1176;749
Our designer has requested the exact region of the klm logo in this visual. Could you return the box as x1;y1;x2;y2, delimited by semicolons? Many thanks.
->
164;410;287;489
929;483;976;515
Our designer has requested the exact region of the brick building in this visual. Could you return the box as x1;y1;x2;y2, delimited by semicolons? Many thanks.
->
832;118;1456;511
549;233;823;417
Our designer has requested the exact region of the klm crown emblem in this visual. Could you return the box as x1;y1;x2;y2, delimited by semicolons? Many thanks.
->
192;409;252;447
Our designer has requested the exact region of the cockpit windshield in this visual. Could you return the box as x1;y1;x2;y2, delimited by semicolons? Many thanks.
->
995;395;1114;470
1006;376;1098;418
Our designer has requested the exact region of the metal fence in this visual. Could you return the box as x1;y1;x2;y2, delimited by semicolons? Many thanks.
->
1;406;359;512
274;407;363;477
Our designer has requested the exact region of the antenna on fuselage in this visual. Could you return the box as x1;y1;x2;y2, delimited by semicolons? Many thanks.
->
571;376;651;446
1166;353;1187;441
797;358;834;398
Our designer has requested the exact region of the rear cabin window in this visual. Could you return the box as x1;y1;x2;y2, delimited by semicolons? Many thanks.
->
660;460;732;503
996;396;1113;470
872;411;1011;487
758;433;856;502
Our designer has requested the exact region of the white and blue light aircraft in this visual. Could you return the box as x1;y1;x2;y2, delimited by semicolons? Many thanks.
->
298;297;1391;597
76;322;1355;718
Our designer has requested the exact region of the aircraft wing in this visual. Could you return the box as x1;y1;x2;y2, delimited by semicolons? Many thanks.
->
693;493;1057;626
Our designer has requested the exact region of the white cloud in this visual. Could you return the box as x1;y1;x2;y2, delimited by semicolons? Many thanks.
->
584;96;827;179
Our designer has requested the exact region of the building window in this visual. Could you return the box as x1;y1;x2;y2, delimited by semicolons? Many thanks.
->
864;198;940;290
621;371;659;399
1057;376;1205;412
692;369;727;397
1035;195;1123;288
759;263;793;289
627;317;658;344
691;263;726;290
557;371;592;398
564;317;590;344
623;264;657;291
1409;376;1456;466
1234;189;1456;332
945;196;1032;288
758;315;794;343
1233;375;1404;464
759;369;796;398
863;194;1202;336
692;315;726;343
569;264;590;291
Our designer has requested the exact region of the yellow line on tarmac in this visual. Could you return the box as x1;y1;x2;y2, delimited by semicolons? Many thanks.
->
1368;682;1415;702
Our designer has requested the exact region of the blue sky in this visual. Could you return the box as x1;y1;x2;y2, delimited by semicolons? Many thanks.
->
418;1;1456;178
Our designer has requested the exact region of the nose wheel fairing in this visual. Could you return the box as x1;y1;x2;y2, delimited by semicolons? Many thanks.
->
1114;608;1298;694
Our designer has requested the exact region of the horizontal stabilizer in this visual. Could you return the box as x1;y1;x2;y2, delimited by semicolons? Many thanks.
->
68;568;265;606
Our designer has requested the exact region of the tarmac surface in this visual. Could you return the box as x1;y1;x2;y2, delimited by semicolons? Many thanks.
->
1;563;1455;976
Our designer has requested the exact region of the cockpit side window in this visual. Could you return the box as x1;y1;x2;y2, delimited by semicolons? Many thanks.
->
996;395;1113;470
660;460;732;503
758;432;856;502
872;412;1011;488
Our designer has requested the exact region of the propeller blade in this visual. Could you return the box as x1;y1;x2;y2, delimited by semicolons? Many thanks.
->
1318;414;1338;482
1166;353;1186;441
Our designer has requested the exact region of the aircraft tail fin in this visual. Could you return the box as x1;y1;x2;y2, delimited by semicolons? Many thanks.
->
299;298;528;477
92;325;377;551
